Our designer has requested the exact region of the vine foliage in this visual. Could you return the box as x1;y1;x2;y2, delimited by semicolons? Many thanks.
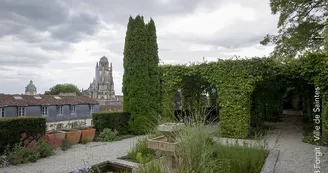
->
160;53;328;139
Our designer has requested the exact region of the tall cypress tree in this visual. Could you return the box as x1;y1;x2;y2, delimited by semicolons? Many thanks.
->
146;19;161;120
123;16;160;134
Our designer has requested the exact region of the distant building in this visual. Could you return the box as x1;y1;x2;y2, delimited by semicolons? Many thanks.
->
0;94;99;122
25;80;37;95
88;56;116;105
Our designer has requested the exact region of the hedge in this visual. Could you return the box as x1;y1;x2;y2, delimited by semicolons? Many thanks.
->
0;116;46;154
92;112;131;135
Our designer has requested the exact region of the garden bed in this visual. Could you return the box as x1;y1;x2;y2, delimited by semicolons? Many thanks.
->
71;160;134;173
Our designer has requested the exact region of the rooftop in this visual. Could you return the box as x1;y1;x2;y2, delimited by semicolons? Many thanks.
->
0;94;98;107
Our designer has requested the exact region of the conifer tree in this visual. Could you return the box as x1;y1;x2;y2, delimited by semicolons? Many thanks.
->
123;16;160;134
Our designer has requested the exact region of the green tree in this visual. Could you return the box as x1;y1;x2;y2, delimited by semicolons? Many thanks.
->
44;84;82;96
146;19;161;117
324;23;328;51
261;0;328;57
122;16;160;134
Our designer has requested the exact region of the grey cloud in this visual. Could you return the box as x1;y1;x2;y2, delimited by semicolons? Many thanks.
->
179;15;277;49
50;11;101;42
0;0;102;43
83;0;218;25
0;0;69;31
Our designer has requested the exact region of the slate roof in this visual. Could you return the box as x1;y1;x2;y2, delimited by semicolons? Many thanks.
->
0;94;98;107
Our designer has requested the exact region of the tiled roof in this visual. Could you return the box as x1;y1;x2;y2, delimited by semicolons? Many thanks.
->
0;94;98;107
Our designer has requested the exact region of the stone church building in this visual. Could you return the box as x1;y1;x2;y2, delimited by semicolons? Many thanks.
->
25;80;37;95
87;56;116;105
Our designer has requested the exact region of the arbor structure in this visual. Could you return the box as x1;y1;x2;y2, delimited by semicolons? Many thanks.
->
161;53;328;140
122;16;160;134
261;0;328;57
44;84;82;96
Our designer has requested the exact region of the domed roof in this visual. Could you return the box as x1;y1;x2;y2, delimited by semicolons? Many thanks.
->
26;80;36;92
100;56;108;62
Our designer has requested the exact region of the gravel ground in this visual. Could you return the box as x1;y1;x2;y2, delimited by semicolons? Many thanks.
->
265;113;328;173
0;136;143;173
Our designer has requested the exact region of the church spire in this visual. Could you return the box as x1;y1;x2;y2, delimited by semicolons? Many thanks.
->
110;62;112;72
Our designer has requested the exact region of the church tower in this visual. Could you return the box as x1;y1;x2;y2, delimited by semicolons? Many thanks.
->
25;80;37;95
88;56;116;104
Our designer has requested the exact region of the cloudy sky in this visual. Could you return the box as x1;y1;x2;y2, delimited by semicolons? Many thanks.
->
0;0;278;95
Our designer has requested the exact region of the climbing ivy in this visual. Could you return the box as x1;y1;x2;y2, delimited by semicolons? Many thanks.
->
160;53;328;139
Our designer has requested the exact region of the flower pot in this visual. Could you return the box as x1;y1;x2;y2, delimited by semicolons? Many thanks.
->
62;129;82;144
80;127;96;142
46;130;66;147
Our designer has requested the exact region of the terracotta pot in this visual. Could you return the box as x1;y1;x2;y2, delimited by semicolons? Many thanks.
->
80;128;96;142
46;130;66;146
63;129;82;144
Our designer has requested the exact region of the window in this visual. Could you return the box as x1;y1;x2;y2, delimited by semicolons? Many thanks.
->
89;105;94;113
54;96;61;99
42;106;48;116
70;105;76;114
0;108;5;118
13;96;23;100
57;106;63;114
34;96;42;99
18;107;26;116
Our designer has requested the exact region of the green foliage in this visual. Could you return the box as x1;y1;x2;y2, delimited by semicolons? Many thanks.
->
123;15;160;134
92;112;131;135
127;137;155;163
0;117;46;154
324;23;328;52
96;128;119;142
160;53;328;139
177;125;219;172
60;139;73;151
261;0;328;57
44;83;82;96
176;125;267;173
81;139;89;145
213;143;268;173
37;139;53;158
322;95;328;139
7;133;53;165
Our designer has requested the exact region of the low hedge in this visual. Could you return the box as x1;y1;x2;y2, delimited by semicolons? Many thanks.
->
92;112;131;135
0;116;46;154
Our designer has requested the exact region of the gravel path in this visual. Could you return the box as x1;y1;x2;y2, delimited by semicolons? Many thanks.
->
265;113;328;173
0;136;143;173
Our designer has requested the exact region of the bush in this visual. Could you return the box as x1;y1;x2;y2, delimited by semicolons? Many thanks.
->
60;139;73;151
37;139;53;158
97;128;119;142
176;125;268;173
7;132;54;165
0;117;46;154
92;112;131;135
127;137;155;163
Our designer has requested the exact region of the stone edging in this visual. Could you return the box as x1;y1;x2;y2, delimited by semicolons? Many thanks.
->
260;149;280;173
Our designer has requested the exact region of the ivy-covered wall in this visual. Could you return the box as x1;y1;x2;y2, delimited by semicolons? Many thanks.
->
298;52;328;138
160;53;328;139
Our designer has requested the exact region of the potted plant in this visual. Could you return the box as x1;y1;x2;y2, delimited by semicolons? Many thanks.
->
73;121;96;143
61;122;82;145
46;123;66;147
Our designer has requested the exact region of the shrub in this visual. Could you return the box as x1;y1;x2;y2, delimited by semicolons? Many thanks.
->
97;128;119;142
0;117;46;154
127;137;155;163
37;138;53;158
61;139;73;151
92;112;131;135
7;132;53;165
176;125;268;173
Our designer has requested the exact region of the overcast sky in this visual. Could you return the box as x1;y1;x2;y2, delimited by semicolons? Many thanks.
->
0;0;278;95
